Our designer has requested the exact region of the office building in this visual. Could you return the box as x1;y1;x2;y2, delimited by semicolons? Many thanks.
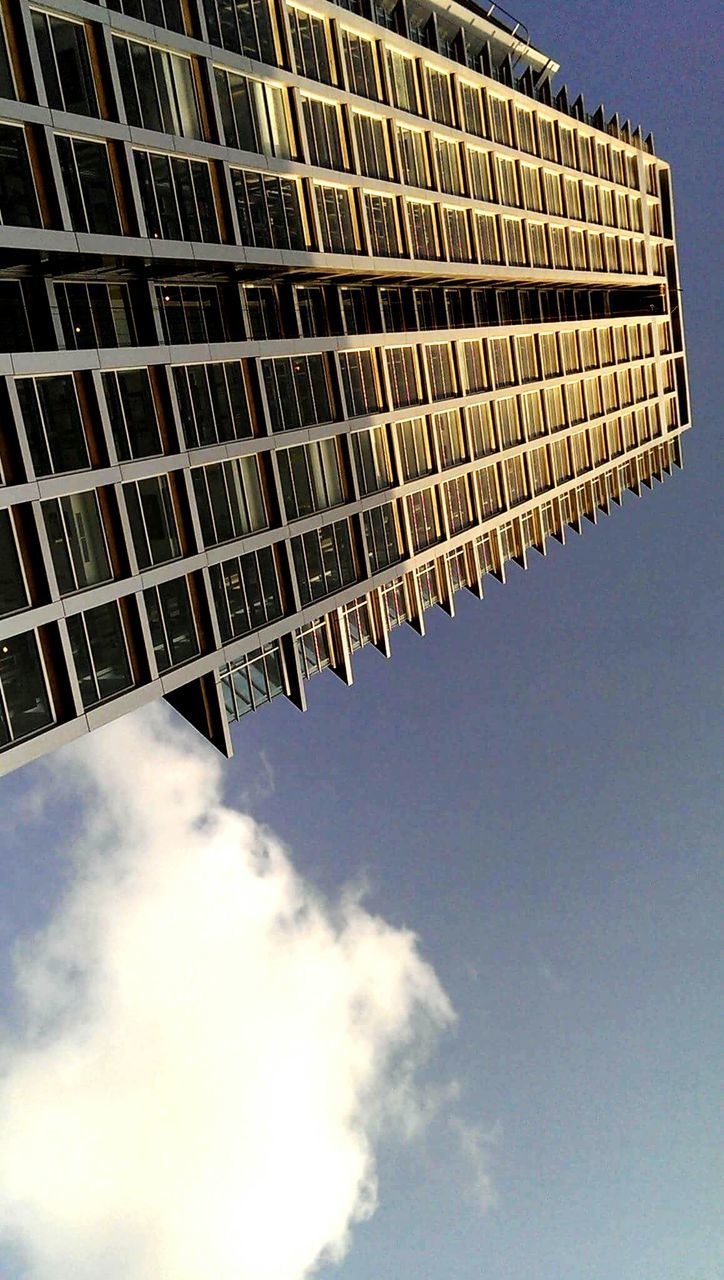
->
0;0;690;773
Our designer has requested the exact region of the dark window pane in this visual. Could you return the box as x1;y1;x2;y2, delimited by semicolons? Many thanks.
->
0;630;53;745
16;376;89;476
0;124;41;228
0;511;28;616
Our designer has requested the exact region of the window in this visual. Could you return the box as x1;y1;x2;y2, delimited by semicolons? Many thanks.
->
0;16;16;99
503;455;527;505
315;183;359;253
397;415;432;479
262;353;335;432
467;148;493;202
542;169;563;216
502;217;527;265
397;125;429;189
351;426;391;494
381;576;408;628
564;176;582;220
365;192;401;256
0;630;54;747
135;151;219;243
565;380;585;425
288;4;333;83
193;456;266;545
520;164;543;212
486;94;510;146
436;410;466;468
527;444;550;494
425;343;456;401
559;126;577;169
56;137;120;236
339;349;384;415
277;439;343;520
16;375;89;476
244;282;283;337
202;0;277;63
476;212;500;263
157;284;226;345
0;511;29;616
32;10;97;115
515;107;537;154
0;125;41;228
56;282;136;350
353;111;390;180
292;518;357;605
114;37;201;138
537;117;558;162
570;431;590;475
144;577;199;671
515;335;539;384
381;286;411;336
124;474;181;568
549;225;569;269
362;503;401;572
458;340;487;394
210;546;283;640
528;221;548;268
407;486;439;551
520;390;544;439
108;0;184;33
221;643;285;718
342;29;380;100
544;385;566;432
302;94;346;170
296;618;331;680
42;490;111;593
582;181;599;223
386;48;418;113
476;463;502;516
549;437;571;481
386;346;422;409
68;602;133;707
343;597;372;652
407;200;439;259
467;402;496;457
443;475;472;533
496;397;521;448
434;136;463;196
216;69;293;158
233;168;306;250
173;362;252;447
295;285;331;337
460;81;485;137
424;65;453;126
488;337;514;388
102;369;161;461
569;228;587;270
443;207;471;262
538;332;561;377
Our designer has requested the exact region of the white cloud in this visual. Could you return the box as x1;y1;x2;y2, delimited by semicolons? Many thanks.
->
449;1116;499;1213
0;706;455;1280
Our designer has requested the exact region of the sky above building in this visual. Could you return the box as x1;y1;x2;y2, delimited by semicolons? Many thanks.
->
0;1;722;1278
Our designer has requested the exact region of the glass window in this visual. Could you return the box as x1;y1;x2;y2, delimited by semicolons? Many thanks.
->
339;349;384;416
407;486;439;552
386;346;422;409
0;125;41;228
425;343;456;401
56;136;121;236
16;375;89;476
302;94;346;170
363;502;403;571
476;463;502;516
124;474;181;568
114;37;201;138
233;167;306;250
202;0;278;63
277;438;343;520
515;106;537;154
107;0;185;34
173;361;252;447
292;518;356;605
42;490;111;594
487;337;514;387
262;353;335;432
397;125;429;189
424;65;453;126
436;409;466;468
397;415;432;479
486;94;510;146
351;426;391;494
342;29;380;100
467;402;496;457
365;192;401;257
434;136;463;195
157;284;226;345
314;182;359;254
476;212;500;264
0;630;54;748
135;151;219;244
192;455;266;545
495;396;521;448
210;546;283;640
103;369;162;461
295;285;331;337
460;81;485;137
406;199;439;260
144;577;199;670
221;643;285;719
55;281;137;349
68;602;133;707
0;510;29;616
527;444;551;494
386;48;417;113
353;111;390;180
443;207;471;263
32;10;97;115
443;474;472;533
216;69;293;158
288;4;333;84
503;454;528;505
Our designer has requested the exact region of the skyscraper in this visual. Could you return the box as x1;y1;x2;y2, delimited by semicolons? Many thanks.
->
0;0;690;774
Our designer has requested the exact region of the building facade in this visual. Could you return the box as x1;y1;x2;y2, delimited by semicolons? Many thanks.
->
0;0;690;773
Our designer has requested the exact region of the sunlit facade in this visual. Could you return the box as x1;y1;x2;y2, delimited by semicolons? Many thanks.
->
0;0;690;773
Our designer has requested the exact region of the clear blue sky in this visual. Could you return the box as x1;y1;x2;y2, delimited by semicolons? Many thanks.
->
1;2;722;1278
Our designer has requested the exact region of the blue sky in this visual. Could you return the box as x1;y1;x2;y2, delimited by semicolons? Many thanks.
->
0;2;722;1278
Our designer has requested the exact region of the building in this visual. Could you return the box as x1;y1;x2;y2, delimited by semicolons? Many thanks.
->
0;0;690;774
